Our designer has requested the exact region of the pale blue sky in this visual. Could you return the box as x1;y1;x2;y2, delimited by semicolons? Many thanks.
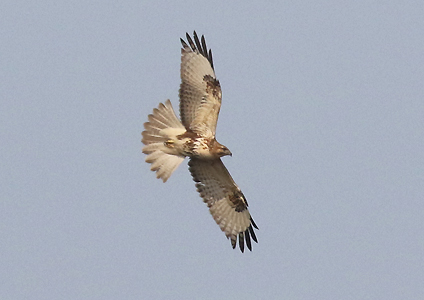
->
1;1;423;299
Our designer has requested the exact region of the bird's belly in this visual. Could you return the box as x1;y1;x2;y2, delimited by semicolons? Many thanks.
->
190;138;216;159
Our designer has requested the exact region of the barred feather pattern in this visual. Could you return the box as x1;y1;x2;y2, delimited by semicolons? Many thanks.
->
142;100;186;182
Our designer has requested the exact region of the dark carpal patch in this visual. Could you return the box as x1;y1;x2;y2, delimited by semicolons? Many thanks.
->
228;190;249;212
203;75;222;100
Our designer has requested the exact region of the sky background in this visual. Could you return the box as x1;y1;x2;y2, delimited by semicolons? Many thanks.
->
1;1;424;299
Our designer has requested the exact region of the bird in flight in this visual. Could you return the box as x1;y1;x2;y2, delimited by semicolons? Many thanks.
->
141;31;258;252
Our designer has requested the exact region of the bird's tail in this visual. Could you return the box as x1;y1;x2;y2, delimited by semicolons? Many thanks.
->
142;100;186;182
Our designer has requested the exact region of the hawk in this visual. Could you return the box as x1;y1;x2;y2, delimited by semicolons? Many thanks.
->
141;31;258;252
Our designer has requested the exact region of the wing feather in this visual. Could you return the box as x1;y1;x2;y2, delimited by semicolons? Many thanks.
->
193;32;203;56
179;31;222;138
188;158;258;252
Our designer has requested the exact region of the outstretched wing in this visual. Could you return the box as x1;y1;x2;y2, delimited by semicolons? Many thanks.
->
188;158;258;252
179;31;222;138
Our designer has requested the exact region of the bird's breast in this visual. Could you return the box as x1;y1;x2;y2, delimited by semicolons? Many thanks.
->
180;136;217;159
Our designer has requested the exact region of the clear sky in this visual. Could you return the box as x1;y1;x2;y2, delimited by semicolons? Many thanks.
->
1;1;423;299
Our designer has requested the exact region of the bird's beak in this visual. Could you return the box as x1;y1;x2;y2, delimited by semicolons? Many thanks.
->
221;147;232;157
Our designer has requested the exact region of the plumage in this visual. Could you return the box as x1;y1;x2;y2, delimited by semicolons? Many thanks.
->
179;32;221;138
141;32;258;252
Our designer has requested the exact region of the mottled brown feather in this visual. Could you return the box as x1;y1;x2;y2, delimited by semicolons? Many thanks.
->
179;32;221;138
188;158;258;252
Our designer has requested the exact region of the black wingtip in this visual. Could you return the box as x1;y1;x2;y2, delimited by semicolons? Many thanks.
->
245;228;252;251
193;31;202;53
185;32;195;51
251;217;259;230
208;49;214;70
180;38;188;49
181;31;214;70
231;237;237;249
233;225;258;253
249;224;258;244
239;232;245;253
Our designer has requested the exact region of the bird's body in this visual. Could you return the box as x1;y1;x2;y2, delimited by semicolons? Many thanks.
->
142;32;258;252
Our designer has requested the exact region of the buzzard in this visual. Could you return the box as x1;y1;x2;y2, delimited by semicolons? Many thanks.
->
141;31;258;252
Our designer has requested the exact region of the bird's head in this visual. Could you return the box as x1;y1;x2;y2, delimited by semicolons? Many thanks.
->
218;145;232;157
